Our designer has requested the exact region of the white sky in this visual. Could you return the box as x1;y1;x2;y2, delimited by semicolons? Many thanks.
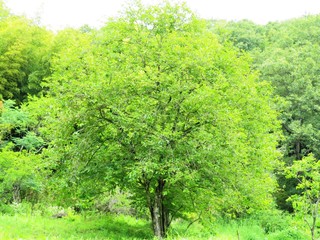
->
4;0;320;30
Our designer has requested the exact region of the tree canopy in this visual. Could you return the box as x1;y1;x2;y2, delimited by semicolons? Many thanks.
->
0;3;53;104
30;2;281;237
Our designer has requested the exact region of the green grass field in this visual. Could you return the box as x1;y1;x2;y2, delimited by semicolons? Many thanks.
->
0;214;153;240
0;212;310;239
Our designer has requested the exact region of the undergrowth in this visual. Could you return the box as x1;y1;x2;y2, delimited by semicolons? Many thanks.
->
0;205;310;239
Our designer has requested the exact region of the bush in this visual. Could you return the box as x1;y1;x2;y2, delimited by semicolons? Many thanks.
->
10;202;33;215
0;203;14;215
252;210;291;234
268;228;308;240
94;190;136;216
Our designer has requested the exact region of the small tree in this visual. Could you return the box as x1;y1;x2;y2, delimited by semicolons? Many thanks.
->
286;154;320;240
0;146;43;204
0;100;45;205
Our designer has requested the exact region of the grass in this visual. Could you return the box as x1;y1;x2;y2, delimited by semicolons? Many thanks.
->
0;210;311;239
0;214;153;240
208;216;309;240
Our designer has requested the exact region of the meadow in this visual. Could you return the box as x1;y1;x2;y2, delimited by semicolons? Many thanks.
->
0;207;310;240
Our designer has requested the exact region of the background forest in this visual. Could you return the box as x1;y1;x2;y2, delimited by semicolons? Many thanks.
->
1;0;320;239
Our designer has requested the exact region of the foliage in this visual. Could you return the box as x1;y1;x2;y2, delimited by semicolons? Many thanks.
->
212;15;320;163
0;100;45;150
0;100;46;204
0;100;30;146
94;189;136;216
263;20;320;210
251;210;291;234
267;229;308;240
286;154;320;240
256;42;320;162
4;0;320;238
214;15;320;212
0;144;44;204
34;2;281;238
0;8;53;103
209;19;267;52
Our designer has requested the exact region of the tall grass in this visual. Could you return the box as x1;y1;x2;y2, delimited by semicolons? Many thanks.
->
0;206;310;239
209;210;309;240
0;214;153;239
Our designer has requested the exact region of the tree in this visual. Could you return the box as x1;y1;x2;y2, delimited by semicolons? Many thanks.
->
209;19;267;52
251;17;320;211
39;2;280;238
286;154;320;240
256;43;320;163
0;144;43;204
0;6;53;104
0;100;45;204
216;15;320;212
0;100;33;148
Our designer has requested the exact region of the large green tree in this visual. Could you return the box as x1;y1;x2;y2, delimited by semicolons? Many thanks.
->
37;3;280;238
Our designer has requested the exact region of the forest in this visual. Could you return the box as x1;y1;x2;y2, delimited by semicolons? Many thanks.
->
1;0;320;239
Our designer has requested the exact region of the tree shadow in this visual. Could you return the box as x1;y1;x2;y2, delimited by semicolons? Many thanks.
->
74;215;153;240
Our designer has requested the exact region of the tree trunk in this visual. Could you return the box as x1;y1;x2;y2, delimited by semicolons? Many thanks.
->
149;178;169;239
310;197;320;240
13;183;21;203
295;141;301;160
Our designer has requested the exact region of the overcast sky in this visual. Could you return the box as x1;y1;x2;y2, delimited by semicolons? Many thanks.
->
4;0;320;30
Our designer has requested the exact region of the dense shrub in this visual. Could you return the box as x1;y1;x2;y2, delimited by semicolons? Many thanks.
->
268;228;308;240
0;203;14;215
253;210;291;233
94;190;136;216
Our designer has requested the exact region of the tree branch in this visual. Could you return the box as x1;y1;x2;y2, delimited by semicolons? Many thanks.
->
185;211;202;232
